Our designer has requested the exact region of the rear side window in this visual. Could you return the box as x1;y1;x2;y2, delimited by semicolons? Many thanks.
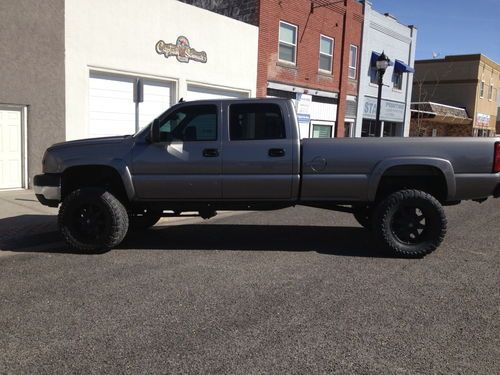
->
230;103;286;140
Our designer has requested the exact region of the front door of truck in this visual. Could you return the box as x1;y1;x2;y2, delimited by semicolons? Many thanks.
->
221;102;294;199
131;103;222;200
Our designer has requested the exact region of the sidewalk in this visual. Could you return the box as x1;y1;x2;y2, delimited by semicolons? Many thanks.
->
0;189;59;253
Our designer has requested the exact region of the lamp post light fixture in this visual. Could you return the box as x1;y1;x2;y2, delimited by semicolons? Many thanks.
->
375;51;391;135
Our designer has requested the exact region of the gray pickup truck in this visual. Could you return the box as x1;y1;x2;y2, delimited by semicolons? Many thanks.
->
34;98;500;257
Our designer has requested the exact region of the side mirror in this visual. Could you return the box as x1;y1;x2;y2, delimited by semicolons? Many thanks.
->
150;118;160;143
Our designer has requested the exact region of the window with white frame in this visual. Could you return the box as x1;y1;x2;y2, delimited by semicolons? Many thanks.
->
393;71;403;90
319;35;334;73
488;84;493;100
279;21;297;64
348;45;358;79
479;81;485;98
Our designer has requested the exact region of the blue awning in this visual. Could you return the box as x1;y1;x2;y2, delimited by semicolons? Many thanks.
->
370;51;394;67
370;52;381;67
394;59;415;73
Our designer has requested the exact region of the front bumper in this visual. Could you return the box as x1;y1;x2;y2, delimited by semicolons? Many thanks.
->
34;174;61;207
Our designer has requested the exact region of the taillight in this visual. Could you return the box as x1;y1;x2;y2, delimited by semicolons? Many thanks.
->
494;142;500;173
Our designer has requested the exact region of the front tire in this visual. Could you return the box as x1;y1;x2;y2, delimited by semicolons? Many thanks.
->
58;188;129;252
373;189;447;257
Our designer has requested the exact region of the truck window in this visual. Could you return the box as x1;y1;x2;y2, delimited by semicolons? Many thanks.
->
159;105;217;142
229;103;285;141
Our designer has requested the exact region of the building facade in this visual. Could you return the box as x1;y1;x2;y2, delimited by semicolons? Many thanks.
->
0;0;258;189
257;0;363;139
409;102;472;137
354;1;417;138
412;54;499;137
183;0;364;139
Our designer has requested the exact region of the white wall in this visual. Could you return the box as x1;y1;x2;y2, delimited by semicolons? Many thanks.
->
355;2;417;137
65;0;258;140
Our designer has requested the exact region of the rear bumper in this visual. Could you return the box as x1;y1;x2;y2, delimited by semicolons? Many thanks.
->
454;173;500;201
34;174;61;207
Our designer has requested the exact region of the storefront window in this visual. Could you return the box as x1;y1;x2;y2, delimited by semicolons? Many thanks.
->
312;124;332;138
383;122;402;137
344;122;353;137
361;119;381;137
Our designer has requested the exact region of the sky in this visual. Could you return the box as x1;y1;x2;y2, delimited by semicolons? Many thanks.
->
371;0;500;62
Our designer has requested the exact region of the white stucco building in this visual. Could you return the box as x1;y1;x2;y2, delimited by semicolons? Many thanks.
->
354;1;417;137
66;0;258;140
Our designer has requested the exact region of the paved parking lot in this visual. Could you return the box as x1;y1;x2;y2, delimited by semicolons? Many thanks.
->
0;191;499;374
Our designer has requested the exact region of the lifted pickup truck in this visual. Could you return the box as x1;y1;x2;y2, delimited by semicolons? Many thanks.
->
35;99;500;257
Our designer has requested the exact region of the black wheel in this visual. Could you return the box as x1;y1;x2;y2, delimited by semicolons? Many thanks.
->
373;189;447;257
128;211;162;231
58;188;129;252
352;206;374;229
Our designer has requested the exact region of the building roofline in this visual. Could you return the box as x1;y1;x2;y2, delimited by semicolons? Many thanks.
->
416;54;499;69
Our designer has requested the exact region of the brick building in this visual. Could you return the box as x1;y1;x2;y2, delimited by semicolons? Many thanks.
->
181;0;364;138
412;54;499;137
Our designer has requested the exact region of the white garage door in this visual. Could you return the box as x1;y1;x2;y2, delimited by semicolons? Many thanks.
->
139;80;172;129
89;75;135;138
89;74;173;138
186;85;248;101
0;108;23;189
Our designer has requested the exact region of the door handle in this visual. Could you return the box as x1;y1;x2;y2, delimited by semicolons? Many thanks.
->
268;148;285;157
203;148;219;157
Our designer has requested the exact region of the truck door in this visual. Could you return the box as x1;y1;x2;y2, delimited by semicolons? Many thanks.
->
221;102;294;199
131;103;222;199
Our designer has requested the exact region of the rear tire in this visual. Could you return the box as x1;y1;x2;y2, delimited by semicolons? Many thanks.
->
58;188;129;252
373;189;447;258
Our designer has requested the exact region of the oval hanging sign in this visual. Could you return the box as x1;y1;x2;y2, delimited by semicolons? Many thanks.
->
155;36;207;64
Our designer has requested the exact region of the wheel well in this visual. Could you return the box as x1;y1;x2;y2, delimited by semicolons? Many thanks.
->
61;165;128;204
376;165;448;202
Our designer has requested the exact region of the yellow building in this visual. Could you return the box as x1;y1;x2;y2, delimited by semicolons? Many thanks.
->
412;54;499;137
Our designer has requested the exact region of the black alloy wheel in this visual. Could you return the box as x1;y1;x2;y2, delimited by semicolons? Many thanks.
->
59;188;129;252
373;189;447;257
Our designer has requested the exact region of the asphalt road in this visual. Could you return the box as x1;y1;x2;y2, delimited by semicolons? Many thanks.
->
0;199;499;374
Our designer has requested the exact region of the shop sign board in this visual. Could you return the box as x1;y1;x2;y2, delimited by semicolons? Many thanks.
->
156;36;207;64
363;96;405;122
297;113;311;124
476;113;490;128
296;93;312;115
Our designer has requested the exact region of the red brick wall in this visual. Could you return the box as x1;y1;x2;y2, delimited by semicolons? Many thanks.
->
256;0;363;136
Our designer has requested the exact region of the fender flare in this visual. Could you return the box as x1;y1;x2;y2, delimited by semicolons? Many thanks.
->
367;157;456;201
61;159;136;201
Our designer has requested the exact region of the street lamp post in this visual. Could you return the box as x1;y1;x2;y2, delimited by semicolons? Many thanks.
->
375;51;391;136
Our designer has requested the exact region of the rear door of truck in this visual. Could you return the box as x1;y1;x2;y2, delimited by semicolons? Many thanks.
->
220;100;299;200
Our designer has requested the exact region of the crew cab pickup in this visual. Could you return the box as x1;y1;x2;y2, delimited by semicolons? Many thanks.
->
34;99;500;257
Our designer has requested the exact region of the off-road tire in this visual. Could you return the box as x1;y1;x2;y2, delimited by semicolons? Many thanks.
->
352;206;374;230
58;188;129;252
128;212;162;231
373;189;447;258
